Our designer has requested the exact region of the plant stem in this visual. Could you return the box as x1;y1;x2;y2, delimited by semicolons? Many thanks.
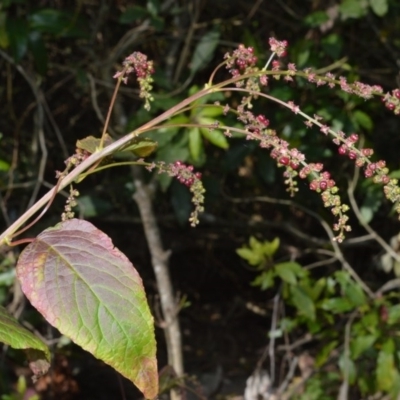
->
132;169;183;400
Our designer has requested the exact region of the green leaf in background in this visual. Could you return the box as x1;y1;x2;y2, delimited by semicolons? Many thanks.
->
339;0;368;19
352;110;373;131
249;236;263;253
121;137;158;157
275;263;297;285
0;159;10;172
335;271;366;307
28;31;48;75
304;11;329;27
290;285;316;320
119;6;149;24
321;33;343;59
146;114;189;148
188;127;203;162
190;29;220;75
360;190;382;224
309;277;326;301
76;134;114;154
376;339;398;392
275;262;304;285
200;105;223;118
199;118;228;149
346;285;366;307
262;237;280;257
236;247;262;266
156;142;189;165
29;9;88;38
316;340;339;366
147;0;161;17
369;0;388;16
388;304;400;325
16;219;158;399
252;270;275;290
351;334;377;359
149;15;164;31
76;195;113;218
6;17;28;61
320;297;354;313
0;305;50;381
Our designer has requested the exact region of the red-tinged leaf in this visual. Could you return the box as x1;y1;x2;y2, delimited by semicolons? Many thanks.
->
16;219;158;399
0;305;50;381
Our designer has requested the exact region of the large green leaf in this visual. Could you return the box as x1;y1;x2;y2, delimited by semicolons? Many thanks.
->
339;0;368;19
199;117;229;149
16;219;158;399
0;305;50;380
369;0;388;16
290;285;316;320
351;334;377;359
190;29;220;75
28;31;48;75
119;6;149;24
320;297;354;314
6;17;28;61
28;9;88;38
275;262;298;285
376;339;398;392
188;127;203;162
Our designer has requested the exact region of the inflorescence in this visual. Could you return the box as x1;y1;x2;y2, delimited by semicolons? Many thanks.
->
220;38;400;242
146;161;205;227
61;37;400;242
114;51;155;111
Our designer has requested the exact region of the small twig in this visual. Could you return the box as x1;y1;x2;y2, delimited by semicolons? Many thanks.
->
278;356;298;397
277;333;314;352
268;292;280;386
87;72;106;125
253;291;280;388
132;168;184;400
376;278;400;295
27;126;48;209
347;160;400;263
0;49;47;212
173;0;201;84
337;313;356;400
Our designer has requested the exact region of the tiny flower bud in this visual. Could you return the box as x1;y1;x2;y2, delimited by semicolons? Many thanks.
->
338;146;347;155
348;151;357;160
349;133;359;143
309;181;318;191
319;181;328;191
279;156;290;165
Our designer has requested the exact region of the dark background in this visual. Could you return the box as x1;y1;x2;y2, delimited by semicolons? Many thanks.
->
1;0;400;399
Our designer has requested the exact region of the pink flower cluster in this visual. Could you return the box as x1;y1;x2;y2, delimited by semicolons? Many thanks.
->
114;52;155;110
268;38;288;57
383;89;400;114
114;52;154;83
146;161;205;226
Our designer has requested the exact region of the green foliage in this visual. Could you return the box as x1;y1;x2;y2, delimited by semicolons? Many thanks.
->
1;1;400;398
1;376;39;400
16;219;158;398
0;306;50;381
238;234;400;397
